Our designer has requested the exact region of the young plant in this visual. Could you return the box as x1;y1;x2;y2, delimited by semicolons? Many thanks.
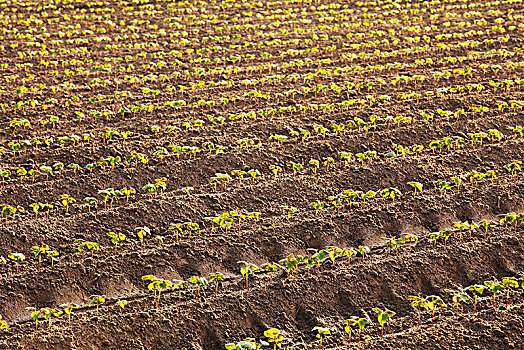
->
84;197;97;213
499;212;517;235
307;249;327;275
169;223;184;242
260;263;279;283
505;161;522;183
426;295;445;324
484;280;504;309
372;308;395;337
25;307;42;332
309;159;320;174
264;328;284;350
279;254;298;278
408;296;428;328
135;226;151;250
326;246;342;270
121;187;136;204
357;245;370;263
142;275;172;309
478;219;498;239
341;317;359;344
238;261;259;291
186;222;200;241
323;157;335;172
89;295;106;316
73;240;99;259
444;289;471;319
116;300;128;314
0;315;8;330
501;276;519;308
286;162;303;177
210;272;225;296
310;201;324;219
407;181;423;198
63;302;79;326
31;244;49;271
8;252;25;273
355;318;369;342
107;232;126;255
402;233;419;253
312;327;330;350
269;165;282;179
247;212;261;230
42;308;62;329
187;276;208;301
280;205;298;223
247;169;261;183
463;285;487;313
342;248;356;267
46;251;58;268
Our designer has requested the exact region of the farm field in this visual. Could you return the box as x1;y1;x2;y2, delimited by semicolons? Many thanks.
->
1;0;524;348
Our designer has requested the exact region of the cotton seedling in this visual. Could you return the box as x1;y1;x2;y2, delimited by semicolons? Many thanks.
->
408;296;428;328
121;187;136;204
309;159;320;174
135;226;151;250
73;240;99;259
278;254;298;278
269;165;282;179
426;296;445;324
209;272;225;296
341;317;359;344
306;249;326;275
42;308;62;329
89;295;106;316
325;246;343;270
187;276;208;301
116;300;128;314
505;161;521;183
402;233;418;253
25;307;43;332
312;327;330;350
186;222;199;241
238;261;259;291
8;253;25;273
359;190;376;210
451;176;463;192
84;197;97;213
407;181;423;198
499;213;517;235
260;263;279;283
247;169;261;183
484;280;504;309
357;245;370;263
444;289;470;318
341;248;356;267
501;277;519;308
31;244;49;271
0;315;8;330
281;205;298;222
463;285;487;313
107;232;126;255
286;162;303;177
142;275;172;309
63;302;79;326
264;328;284;350
373;308;395;337
247;212;261;230
452;222;466;245
478;219;498;239
169;223;184;242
